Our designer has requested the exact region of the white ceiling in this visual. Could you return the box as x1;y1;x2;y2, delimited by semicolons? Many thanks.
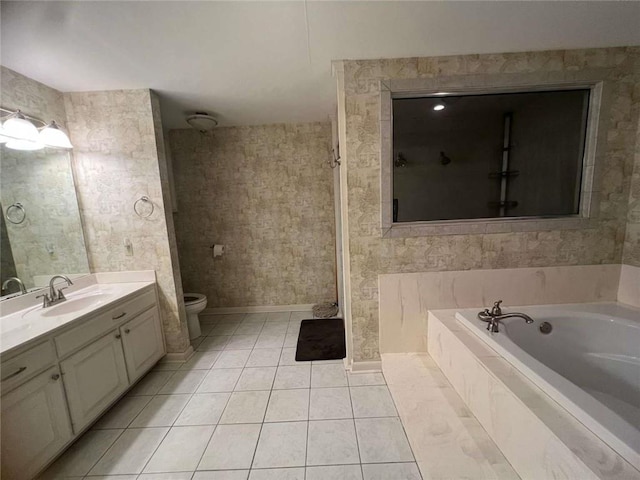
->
2;1;639;129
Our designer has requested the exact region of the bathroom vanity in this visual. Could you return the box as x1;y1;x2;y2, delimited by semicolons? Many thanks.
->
0;272;165;480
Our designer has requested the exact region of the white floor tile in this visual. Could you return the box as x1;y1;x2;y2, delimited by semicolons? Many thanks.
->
213;349;251;368
159;370;208;394
306;465;363;480
235;322;265;335
347;372;386;386
235;367;276;391
254;334;285;349
130;394;191;427
93;395;152;429
265;312;291;322
361;462;422;479
286;321;302;335
138;472;194;480
283;334;298;348
224;335;259;350
193;471;249;480
264;389;309;422
144;426;215;473
309;387;353;420
200;323;216;336
197;368;243;393
88;427;168;475
355;418;414;464
128;370;174;396
350;386;397;418
289;312;313;321
273;365;310;389
210;322;240;335
39;429;123;478
244;313;268;322
220;391;270;424
306;419;360;466
174;393;230;426
249;467;304;479
198;335;231;351
198;424;261;470
278;348;300;366
246;348;282;367
252;422;307;468
260;322;289;335
311;364;347;388
180;351;221;370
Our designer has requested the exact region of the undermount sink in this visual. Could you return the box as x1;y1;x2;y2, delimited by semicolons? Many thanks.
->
22;293;113;320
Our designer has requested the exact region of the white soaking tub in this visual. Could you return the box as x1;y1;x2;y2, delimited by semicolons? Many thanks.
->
455;302;640;471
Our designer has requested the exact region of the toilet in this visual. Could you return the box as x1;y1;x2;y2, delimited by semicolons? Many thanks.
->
184;293;207;339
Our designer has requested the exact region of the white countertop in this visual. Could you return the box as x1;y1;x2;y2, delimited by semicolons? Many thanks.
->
0;272;156;357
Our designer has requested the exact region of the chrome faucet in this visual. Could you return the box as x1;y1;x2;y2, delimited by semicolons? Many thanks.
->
37;275;74;308
477;300;534;333
1;277;27;295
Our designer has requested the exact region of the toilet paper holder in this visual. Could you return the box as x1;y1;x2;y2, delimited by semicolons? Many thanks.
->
209;244;225;258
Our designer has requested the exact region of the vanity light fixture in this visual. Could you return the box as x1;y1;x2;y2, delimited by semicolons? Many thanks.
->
0;107;73;150
433;103;446;111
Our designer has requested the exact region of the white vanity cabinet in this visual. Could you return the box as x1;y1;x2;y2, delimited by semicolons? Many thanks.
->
60;331;129;432
1;367;72;480
0;284;165;480
120;307;164;382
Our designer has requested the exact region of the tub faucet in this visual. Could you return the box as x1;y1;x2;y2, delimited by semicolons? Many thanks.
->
2;277;27;295
478;300;534;333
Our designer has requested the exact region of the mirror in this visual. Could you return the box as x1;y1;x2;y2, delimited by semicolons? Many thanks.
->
0;145;90;296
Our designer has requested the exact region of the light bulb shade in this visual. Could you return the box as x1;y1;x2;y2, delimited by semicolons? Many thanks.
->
5;138;45;151
39;122;73;148
0;123;10;144
2;115;40;143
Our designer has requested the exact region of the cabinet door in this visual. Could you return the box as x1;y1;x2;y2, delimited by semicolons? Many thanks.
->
121;307;165;382
1;367;73;480
61;331;129;432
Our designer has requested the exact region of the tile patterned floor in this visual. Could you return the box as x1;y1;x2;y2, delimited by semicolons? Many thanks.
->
39;312;422;480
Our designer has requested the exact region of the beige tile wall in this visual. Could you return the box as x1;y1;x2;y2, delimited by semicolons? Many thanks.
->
64;89;190;353
339;47;640;361
623;75;640;266
169;122;337;308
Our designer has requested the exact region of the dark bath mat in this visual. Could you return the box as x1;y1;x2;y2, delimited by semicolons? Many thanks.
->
295;318;346;362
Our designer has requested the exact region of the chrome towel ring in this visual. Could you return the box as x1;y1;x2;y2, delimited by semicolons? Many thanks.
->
5;203;26;224
133;196;154;218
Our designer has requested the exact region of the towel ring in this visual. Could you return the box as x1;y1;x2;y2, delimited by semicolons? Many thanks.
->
5;203;26;224
133;196;154;218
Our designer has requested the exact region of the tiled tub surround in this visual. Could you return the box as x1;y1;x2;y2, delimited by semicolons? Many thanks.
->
382;353;520;480
64;89;191;355
39;311;423;480
428;310;640;480
618;264;640;307
378;264;622;354
336;47;640;363
170;122;337;309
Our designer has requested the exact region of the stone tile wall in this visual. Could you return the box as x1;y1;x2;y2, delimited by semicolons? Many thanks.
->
169;122;336;308
339;47;640;361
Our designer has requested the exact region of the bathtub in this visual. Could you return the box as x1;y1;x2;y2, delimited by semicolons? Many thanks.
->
455;302;640;471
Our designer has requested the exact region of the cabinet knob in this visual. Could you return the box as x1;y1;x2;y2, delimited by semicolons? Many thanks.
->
51;373;60;381
115;333;122;339
125;329;131;334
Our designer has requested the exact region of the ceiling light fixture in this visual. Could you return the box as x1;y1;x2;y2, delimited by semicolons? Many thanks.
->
433;103;446;111
0;108;73;151
186;112;218;133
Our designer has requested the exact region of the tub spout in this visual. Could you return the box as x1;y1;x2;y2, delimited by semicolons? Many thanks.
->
477;308;534;333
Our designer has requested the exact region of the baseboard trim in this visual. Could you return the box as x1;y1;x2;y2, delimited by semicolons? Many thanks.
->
203;304;315;315
348;359;382;373
163;345;194;363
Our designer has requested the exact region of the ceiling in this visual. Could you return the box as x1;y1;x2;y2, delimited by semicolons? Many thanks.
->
2;1;639;129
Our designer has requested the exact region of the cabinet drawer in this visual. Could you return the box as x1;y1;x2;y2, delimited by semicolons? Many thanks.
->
1;341;56;392
55;289;156;358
